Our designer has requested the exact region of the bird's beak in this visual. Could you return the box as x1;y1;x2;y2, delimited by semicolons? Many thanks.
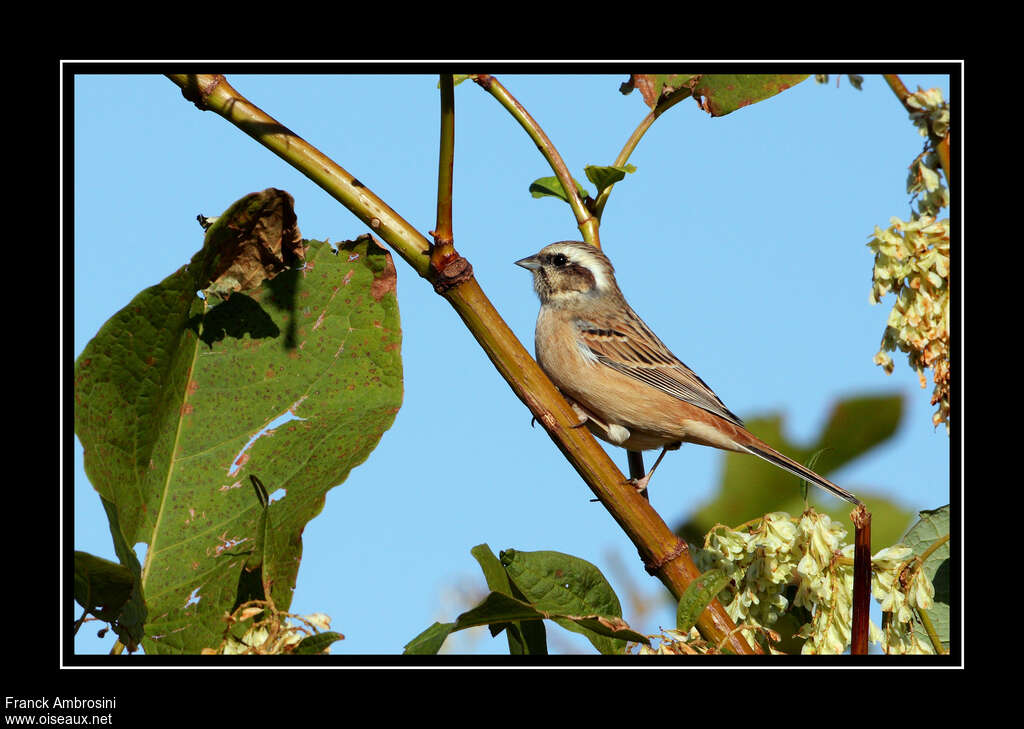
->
515;255;540;271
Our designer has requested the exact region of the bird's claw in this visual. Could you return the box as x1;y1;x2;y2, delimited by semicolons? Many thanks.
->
625;475;650;495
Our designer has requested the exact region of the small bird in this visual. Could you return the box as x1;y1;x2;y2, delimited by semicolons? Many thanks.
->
515;241;860;505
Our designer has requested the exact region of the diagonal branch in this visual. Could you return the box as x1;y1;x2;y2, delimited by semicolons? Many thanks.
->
165;74;759;655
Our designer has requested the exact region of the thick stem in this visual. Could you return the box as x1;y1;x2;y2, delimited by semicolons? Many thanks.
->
850;505;872;654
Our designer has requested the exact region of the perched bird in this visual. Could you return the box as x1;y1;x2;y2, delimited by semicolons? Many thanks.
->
515;241;860;505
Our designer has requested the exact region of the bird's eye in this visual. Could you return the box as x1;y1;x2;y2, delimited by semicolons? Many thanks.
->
551;253;568;267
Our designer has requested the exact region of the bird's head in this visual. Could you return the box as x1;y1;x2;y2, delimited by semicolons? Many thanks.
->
515;241;617;306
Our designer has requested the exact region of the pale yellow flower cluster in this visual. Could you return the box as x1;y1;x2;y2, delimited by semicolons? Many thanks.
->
870;545;936;654
792;513;855;654
635;626;709;654
691;509;936;654
869;87;950;431
906;87;949;139
204;601;335;654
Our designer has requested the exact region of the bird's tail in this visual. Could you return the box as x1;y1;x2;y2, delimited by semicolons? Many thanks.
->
741;443;861;505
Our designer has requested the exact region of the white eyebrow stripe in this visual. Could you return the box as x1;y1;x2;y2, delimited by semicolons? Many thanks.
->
565;245;614;291
542;242;615;293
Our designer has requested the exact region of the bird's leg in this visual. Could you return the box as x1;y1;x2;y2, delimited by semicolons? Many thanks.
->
627;442;680;494
627;450;649;501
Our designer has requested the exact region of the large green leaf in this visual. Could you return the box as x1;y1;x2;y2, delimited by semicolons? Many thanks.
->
75;191;402;653
681;393;912;549
621;74;810;116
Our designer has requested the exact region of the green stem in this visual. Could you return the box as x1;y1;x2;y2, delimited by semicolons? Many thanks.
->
431;74;456;270
918;532;949;564
472;74;600;249
593;88;692;221
917;602;946;655
913;532;948;654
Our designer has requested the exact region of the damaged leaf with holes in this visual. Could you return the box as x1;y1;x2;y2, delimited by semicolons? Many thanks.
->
74;190;402;654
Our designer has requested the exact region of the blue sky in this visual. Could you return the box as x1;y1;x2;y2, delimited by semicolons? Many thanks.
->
70;69;954;656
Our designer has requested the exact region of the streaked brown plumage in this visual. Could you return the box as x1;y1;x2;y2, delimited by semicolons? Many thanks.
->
516;241;860;504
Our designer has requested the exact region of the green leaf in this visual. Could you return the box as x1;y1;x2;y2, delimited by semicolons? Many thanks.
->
470;592;646;650
404;593;541;655
529;175;591;203
98;497;147;651
74;551;135;624
500;549;630;654
471;543;547;653
75;192;403;654
471;543;513;595
676;568;733;634
404;591;646;655
623;74;810;117
902;505;950;652
292;631;344;655
691;74;810;116
406;547;648;655
404;622;456;655
456;591;550;626
681;393;912;549
561;616;647;646
584;164;637;197
499;549;622;617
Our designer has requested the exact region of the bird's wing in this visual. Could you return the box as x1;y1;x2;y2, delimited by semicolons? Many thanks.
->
575;310;744;427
